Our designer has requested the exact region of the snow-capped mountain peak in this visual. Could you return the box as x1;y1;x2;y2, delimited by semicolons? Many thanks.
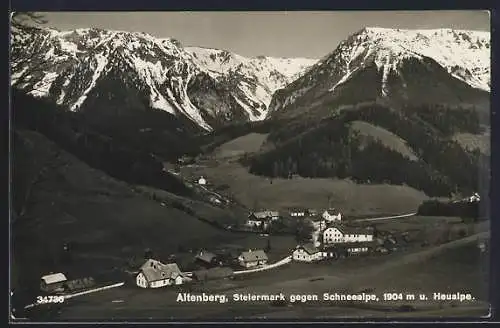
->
268;27;490;116
11;25;317;130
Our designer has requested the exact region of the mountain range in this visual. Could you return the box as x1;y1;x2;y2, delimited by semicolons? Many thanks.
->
11;25;316;131
268;27;490;120
11;25;491;198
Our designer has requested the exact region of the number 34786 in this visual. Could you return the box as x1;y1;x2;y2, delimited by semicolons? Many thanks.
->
36;295;65;304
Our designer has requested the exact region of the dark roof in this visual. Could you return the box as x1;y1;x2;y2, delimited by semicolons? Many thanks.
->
324;208;341;216
195;251;217;263
139;259;182;282
239;250;268;262
297;243;320;255
250;211;279;219
289;208;307;213
326;223;372;235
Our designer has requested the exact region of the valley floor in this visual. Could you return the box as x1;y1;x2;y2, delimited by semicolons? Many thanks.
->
12;131;490;322
30;234;489;321
180;133;429;216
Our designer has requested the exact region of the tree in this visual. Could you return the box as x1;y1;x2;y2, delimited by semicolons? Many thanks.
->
265;238;271;252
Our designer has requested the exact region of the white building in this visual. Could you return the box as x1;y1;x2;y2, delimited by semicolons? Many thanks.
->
292;244;323;262
238;250;268;268
289;208;307;218
322;225;373;245
198;176;207;185
322;208;342;222
136;259;185;288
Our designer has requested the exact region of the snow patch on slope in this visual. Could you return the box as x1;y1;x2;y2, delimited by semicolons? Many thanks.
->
70;53;108;111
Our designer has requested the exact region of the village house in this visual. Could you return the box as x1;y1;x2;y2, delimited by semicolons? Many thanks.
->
238;249;268;268
292;243;323;262
198;176;207;185
194;250;221;268
246;211;280;229
40;273;67;293
136;259;186;288
322;208;342;222
322;225;373;245
249;211;280;221
289;208;307;218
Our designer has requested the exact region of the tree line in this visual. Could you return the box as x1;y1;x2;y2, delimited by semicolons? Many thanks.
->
12;90;194;196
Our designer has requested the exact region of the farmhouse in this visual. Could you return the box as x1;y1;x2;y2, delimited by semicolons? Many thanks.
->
195;250;221;268
292;244;323;262
322;225;373;245
136;259;185;288
249;211;280;221
289;208;307;218
246;211;280;228
238;249;268;268
198;176;207;185
322;208;342;222
40;273;67;293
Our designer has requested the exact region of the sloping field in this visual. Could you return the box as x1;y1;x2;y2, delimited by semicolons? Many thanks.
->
453;131;490;155
12;130;237;287
213;133;269;159
184;161;428;216
351;120;418;161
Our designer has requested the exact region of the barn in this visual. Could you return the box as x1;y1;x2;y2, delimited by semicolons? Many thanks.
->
40;273;67;293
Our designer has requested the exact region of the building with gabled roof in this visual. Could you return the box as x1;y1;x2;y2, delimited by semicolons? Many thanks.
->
238;249;268;268
136;259;186;288
40;273;67;293
322;223;373;245
194;250;220;268
292;243;323;262
322;208;342;222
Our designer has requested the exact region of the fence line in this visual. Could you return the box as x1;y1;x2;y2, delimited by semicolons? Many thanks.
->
24;282;125;310
63;282;125;300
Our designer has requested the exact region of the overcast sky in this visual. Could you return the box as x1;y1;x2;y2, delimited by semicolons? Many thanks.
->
40;11;490;59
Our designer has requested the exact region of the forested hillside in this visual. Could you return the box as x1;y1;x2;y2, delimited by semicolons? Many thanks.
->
12;90;197;197
246;102;489;197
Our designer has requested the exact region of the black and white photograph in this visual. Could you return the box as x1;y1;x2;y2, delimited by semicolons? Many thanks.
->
9;10;491;321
